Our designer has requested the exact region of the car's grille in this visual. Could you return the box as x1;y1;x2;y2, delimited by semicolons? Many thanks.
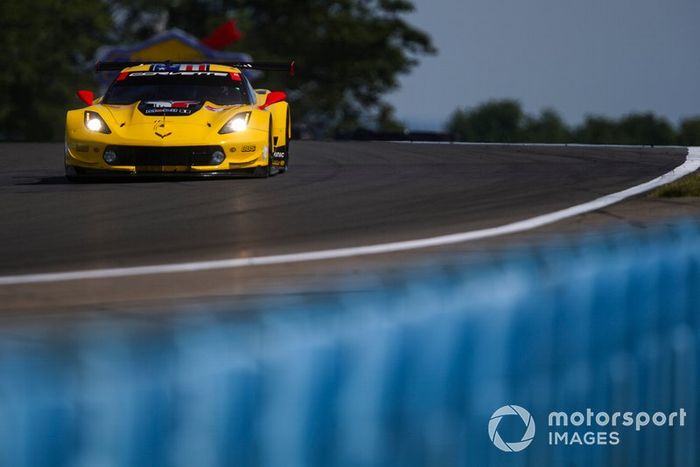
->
104;145;224;166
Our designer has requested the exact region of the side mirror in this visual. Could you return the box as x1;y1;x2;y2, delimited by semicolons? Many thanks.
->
254;89;269;107
77;90;94;106
259;91;287;110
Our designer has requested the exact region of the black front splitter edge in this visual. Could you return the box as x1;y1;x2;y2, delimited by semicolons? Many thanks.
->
65;165;269;181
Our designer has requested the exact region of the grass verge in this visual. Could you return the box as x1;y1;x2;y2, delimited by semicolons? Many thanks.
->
650;171;700;197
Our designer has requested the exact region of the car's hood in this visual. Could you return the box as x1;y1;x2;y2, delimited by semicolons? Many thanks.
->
98;101;252;143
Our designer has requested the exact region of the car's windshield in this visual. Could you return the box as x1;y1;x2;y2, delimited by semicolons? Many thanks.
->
102;72;250;106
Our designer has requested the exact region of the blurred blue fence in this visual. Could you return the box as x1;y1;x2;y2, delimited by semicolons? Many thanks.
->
0;221;699;467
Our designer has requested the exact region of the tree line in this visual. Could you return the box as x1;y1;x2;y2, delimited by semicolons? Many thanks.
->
0;0;434;141
446;100;700;146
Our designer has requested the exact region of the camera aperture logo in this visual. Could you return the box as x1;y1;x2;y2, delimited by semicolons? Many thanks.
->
488;405;536;452
489;405;686;451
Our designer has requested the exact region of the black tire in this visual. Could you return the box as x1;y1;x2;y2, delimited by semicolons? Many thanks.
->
279;108;291;173
254;120;274;178
279;142;289;173
267;121;274;176
65;165;83;183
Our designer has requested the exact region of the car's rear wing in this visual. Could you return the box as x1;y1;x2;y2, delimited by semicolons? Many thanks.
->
94;61;295;76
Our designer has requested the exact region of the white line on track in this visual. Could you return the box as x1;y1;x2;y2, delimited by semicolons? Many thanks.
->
1;147;698;286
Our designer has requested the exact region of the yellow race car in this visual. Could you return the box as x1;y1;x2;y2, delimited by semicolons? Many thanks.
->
65;61;292;179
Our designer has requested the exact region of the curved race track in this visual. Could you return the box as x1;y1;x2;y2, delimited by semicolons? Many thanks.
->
0;141;686;278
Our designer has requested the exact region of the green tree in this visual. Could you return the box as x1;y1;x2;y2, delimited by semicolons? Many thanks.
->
573;116;620;144
574;113;675;145
0;0;112;140
677;117;700;146
447;100;525;142
110;0;222;42
447;102;689;146
522;109;570;143
234;0;434;136
617;113;675;145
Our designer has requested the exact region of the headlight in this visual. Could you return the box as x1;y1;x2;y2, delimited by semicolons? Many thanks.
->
84;111;111;134
219;112;251;134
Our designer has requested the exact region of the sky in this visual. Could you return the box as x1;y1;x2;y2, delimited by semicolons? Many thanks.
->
387;0;700;131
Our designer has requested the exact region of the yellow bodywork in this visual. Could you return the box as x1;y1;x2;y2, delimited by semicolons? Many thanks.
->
65;64;290;177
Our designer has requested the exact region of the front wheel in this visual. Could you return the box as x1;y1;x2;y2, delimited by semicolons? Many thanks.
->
65;164;85;183
273;108;291;173
254;121;274;178
273;143;289;173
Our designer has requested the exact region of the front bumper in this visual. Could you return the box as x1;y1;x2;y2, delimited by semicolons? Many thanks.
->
65;132;269;175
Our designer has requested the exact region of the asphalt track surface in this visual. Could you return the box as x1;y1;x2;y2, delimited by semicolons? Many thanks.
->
0;142;687;280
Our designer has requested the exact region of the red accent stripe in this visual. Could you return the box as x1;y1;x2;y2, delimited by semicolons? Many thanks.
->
185;64;193;71
116;72;128;81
